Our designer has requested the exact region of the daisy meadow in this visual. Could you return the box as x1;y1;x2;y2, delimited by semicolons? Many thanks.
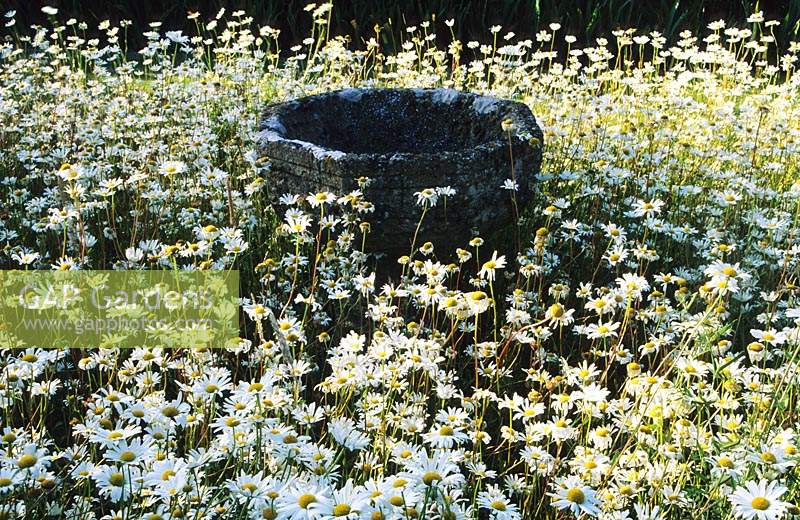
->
1;3;800;520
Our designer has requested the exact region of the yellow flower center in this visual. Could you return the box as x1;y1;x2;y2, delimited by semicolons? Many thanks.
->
17;454;37;469
490;500;507;511
119;451;136;463
751;497;770;511
333;504;351;516
109;472;125;487
566;487;586;504
760;452;777;463
297;493;316;509
422;471;442;485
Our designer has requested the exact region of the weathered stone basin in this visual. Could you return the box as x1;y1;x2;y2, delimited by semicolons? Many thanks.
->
258;87;543;259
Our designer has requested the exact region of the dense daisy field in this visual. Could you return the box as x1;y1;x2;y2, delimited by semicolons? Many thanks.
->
2;4;800;519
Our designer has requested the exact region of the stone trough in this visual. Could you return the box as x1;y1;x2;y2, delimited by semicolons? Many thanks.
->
257;87;543;260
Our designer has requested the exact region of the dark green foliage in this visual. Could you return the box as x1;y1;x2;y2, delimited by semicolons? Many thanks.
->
4;0;799;52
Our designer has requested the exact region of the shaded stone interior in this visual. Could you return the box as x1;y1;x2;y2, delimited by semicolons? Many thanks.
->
260;87;544;264
274;89;507;155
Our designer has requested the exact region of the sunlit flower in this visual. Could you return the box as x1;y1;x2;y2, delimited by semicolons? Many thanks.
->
550;476;599;517
729;480;788;520
158;160;186;176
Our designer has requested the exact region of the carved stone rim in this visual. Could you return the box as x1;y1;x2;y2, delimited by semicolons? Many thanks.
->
258;87;540;162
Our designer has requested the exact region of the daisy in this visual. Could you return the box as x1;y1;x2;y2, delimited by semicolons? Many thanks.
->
328;417;370;451
12;251;40;265
633;504;663;520
191;372;233;399
423;424;470;449
436;186;456;197
316;479;369;518
414;188;439;207
226;471;269;504
748;445;795;474
404;450;465;489
466;291;491;315
94;465;139;502
0;469;19;495
276;483;332;520
545;302;575;326
586;321;620;339
750;329;787;346
501;178;519;191
479;251;507;281
728;479;788;520
56;162;84;182
710;453;744;479
13;444;51;473
629;198;664;218
306;191;336;208
158;160;186;176
501;118;517;132
104;438;154;466
478;486;521;519
550;476;600;517
586;295;615;315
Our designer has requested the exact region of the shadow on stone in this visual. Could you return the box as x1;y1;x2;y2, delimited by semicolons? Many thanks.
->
258;87;543;266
